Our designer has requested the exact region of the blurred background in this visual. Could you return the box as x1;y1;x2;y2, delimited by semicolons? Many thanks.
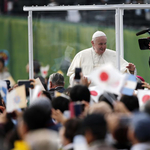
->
0;0;150;87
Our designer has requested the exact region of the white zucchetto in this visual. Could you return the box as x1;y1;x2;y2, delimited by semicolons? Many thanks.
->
92;31;106;41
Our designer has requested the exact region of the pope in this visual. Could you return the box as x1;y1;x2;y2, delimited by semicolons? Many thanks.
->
67;31;136;86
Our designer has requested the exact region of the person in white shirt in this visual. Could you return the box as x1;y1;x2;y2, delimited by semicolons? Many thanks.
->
67;31;136;86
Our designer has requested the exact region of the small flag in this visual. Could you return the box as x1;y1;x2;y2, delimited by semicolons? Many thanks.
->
35;78;45;91
121;74;137;96
0;80;8;103
89;63;126;95
6;85;27;112
89;86;104;103
137;89;150;109
40;65;49;78
31;85;43;104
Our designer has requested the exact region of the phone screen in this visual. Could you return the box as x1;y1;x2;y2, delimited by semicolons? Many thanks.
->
74;68;82;80
69;101;84;118
136;82;144;90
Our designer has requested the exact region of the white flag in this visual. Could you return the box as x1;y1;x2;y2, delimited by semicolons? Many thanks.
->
89;63;126;95
35;78;45;91
40;65;49;78
89;86;104;103
31;85;43;104
137;89;150;109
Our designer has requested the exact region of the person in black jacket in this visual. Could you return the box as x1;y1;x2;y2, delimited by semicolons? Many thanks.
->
48;73;65;99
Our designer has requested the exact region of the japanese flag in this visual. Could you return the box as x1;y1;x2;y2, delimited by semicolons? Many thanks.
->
31;85;43;104
89;86;104;103
137;89;150;109
89;63;126;95
40;65;49;78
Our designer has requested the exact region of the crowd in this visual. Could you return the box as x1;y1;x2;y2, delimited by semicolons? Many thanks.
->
0;30;150;150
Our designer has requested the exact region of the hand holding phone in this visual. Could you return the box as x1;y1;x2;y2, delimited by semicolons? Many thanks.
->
69;101;85;118
18;80;33;88
74;68;82;85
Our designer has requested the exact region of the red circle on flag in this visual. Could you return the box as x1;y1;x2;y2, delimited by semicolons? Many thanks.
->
90;91;98;96
37;92;42;97
99;72;109;81
43;71;47;75
142;95;150;103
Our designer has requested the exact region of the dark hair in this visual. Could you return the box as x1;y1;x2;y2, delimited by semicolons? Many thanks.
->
82;113;107;140
52;96;69;113
49;73;64;86
23;105;50;131
64;118;82;143
120;95;139;112
33;60;40;74
0;57;5;67
113;117;130;144
70;85;90;103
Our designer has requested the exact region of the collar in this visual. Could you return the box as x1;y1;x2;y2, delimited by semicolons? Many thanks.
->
50;86;64;91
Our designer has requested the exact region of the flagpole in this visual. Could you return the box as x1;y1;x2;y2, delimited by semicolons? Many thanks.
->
28;11;34;102
115;8;120;71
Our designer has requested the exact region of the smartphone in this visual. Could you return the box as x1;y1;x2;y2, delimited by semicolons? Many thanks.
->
4;80;11;89
136;82;144;90
69;101;84;118
18;80;33;88
74;102;82;117
138;38;150;50
74;68;82;80
69;102;75;118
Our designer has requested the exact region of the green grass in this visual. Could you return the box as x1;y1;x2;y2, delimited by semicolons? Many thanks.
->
0;16;149;87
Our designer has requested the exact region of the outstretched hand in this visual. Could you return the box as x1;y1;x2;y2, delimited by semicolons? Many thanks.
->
142;81;150;89
51;108;67;125
126;63;135;74
80;73;91;87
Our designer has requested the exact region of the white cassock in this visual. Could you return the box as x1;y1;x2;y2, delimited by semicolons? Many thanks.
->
67;47;131;87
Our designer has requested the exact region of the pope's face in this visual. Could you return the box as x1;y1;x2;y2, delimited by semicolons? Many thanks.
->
91;36;107;55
